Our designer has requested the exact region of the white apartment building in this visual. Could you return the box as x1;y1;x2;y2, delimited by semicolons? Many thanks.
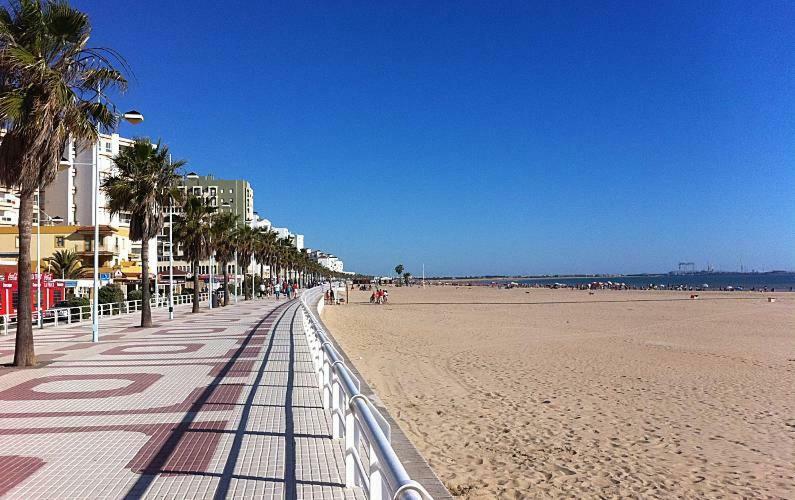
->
0;189;19;226
43;133;156;271
310;250;344;273
45;133;133;227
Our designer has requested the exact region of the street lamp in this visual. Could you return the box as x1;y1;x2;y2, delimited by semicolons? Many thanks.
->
34;197;63;329
91;109;144;343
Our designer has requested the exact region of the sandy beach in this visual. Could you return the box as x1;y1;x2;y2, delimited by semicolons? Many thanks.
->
322;286;794;498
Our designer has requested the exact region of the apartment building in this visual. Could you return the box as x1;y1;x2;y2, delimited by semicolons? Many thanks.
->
0;225;134;272
309;250;344;273
178;173;254;223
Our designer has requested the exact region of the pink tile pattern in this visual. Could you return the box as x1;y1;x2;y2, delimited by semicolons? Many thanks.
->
0;299;364;499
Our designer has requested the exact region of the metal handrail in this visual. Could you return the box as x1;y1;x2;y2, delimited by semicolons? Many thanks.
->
300;286;433;500
1;292;212;335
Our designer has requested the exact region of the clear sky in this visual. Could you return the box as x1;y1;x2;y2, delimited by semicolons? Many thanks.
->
79;1;794;276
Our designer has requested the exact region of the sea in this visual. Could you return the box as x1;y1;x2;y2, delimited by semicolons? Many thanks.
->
490;272;795;291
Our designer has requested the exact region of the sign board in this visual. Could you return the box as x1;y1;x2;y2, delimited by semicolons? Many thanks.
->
64;280;79;288
100;273;111;281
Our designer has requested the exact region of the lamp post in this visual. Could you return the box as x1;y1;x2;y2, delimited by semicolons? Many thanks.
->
209;252;214;310
34;195;63;329
233;249;238;304
168;193;174;320
91;109;144;343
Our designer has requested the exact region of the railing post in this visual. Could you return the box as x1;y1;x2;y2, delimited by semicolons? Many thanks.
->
345;403;356;487
369;442;383;500
54;313;58;327
322;357;331;408
332;375;342;439
2;314;8;335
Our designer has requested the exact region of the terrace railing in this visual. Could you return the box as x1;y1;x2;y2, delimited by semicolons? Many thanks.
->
300;287;433;500
1;292;210;335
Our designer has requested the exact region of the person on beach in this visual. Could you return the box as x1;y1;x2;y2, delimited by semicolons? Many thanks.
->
275;286;281;300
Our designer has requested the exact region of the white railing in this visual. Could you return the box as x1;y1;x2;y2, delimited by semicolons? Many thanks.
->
300;287;433;500
0;292;211;335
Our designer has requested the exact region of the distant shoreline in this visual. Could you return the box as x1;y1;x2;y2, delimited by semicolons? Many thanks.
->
425;271;793;282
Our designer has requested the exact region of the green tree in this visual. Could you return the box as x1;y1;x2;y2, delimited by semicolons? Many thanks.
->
173;196;214;312
232;224;257;300
45;249;83;279
403;272;412;286
254;228;278;288
395;264;404;280
98;284;123;304
102;139;183;326
211;212;238;306
0;0;127;366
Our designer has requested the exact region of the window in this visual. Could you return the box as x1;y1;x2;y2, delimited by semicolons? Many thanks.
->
229;188;233;194
55;236;65;248
105;141;112;152
220;189;224;194
15;236;19;248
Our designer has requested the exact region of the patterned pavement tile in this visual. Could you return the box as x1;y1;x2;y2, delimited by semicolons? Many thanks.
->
0;297;363;499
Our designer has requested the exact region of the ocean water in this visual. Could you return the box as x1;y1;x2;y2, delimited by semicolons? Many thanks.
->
496;273;795;291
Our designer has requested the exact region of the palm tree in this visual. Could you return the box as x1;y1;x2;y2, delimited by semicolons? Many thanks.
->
0;0;127;366
45;249;83;279
211;212;238;306
102;139;183;327
403;272;412;286
254;229;277;287
232;224;257;300
395;264;404;281
173;196;214;312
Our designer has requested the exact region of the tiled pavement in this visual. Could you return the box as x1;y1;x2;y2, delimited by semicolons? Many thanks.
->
0;298;365;499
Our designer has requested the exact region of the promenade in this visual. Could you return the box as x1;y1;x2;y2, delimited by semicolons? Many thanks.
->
0;297;363;499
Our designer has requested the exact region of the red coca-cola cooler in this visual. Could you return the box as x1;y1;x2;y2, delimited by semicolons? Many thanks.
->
0;266;67;316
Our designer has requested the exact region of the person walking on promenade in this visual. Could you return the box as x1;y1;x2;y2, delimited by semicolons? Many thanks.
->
275;285;281;300
259;282;265;298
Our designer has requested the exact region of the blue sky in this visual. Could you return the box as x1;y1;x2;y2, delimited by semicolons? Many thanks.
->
80;1;794;276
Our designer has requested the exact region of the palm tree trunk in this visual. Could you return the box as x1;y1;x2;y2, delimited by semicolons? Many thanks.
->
192;259;200;313
140;239;153;327
222;260;229;306
13;192;35;367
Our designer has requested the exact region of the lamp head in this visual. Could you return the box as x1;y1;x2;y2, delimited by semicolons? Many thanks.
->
122;110;144;125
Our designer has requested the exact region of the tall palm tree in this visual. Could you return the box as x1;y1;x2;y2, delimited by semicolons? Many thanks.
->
173;195;214;312
211;212;238;306
0;0;127;366
233;224;257;300
45;249;83;279
255;228;277;287
102;139;183;327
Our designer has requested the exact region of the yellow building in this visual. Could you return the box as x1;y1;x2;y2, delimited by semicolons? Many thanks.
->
0;225;135;273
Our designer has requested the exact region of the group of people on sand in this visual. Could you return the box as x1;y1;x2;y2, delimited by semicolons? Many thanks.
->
370;288;388;304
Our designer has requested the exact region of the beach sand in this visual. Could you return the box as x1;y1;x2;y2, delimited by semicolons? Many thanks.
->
322;286;794;499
